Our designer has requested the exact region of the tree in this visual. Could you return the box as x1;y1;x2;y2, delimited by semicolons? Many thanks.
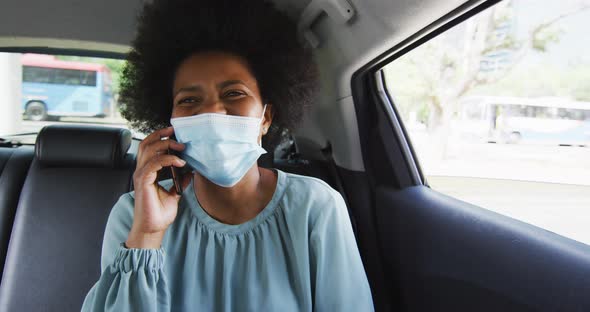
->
384;0;590;157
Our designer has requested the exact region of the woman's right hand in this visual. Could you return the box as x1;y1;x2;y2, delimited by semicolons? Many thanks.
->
126;126;190;249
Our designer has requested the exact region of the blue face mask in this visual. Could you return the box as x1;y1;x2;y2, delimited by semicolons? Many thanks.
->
170;106;267;188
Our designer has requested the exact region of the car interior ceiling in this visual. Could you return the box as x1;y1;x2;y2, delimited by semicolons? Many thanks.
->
2;0;590;311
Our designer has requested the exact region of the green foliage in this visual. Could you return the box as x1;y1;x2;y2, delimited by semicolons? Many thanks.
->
417;102;431;124
383;0;590;129
383;42;435;122
567;64;590;101
532;26;564;52
482;34;520;54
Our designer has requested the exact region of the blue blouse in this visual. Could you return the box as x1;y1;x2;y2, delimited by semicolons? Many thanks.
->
81;169;374;311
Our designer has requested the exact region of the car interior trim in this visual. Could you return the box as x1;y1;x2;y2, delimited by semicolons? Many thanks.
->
373;70;423;186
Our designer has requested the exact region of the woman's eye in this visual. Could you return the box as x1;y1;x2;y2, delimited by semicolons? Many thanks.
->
223;90;246;98
177;97;201;105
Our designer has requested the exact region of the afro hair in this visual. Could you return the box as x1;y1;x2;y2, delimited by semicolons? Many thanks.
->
119;0;319;148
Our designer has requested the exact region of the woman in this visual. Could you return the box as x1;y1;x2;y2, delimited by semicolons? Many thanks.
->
81;0;374;311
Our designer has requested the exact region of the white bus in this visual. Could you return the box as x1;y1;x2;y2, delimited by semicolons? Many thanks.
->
457;96;590;146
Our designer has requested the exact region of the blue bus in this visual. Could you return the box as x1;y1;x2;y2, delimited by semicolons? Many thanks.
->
21;54;113;121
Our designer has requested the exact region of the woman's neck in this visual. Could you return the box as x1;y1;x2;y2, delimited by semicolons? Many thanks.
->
193;165;275;225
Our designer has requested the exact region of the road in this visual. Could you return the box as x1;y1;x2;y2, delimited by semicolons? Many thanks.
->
429;176;590;245
12;117;133;144
20;117;128;132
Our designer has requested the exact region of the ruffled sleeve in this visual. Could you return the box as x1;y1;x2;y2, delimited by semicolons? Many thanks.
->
81;194;170;312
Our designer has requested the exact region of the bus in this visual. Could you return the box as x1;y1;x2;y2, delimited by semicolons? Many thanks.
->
457;96;590;146
21;54;113;121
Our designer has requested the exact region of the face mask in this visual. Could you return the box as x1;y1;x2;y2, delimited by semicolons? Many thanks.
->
170;105;267;188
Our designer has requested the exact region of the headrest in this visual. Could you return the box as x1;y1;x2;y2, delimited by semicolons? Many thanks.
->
35;125;132;168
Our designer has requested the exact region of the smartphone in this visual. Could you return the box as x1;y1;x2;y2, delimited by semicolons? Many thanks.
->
168;134;184;195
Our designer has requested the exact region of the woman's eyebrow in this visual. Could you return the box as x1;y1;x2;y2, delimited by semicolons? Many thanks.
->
173;85;203;97
217;80;248;90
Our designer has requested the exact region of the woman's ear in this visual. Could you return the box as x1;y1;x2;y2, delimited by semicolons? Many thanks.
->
262;104;273;135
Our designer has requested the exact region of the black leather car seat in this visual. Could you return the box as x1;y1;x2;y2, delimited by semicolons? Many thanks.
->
0;125;134;311
0;146;34;283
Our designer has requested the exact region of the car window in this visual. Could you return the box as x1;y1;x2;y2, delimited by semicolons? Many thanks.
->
0;52;133;144
382;0;590;244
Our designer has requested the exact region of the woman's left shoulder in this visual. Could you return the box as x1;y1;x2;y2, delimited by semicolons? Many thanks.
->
278;170;346;216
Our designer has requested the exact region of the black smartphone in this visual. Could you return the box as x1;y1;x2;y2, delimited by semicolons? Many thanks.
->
168;134;184;195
